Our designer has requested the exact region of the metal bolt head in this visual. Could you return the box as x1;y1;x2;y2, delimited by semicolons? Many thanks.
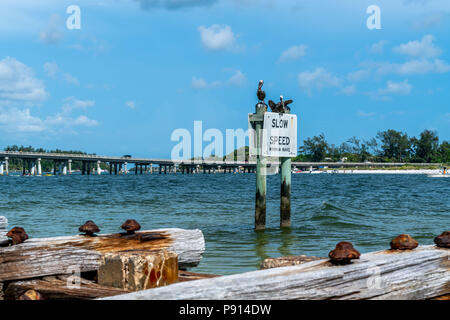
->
121;219;141;234
328;241;361;265
434;231;450;248
6;227;29;245
79;220;100;236
390;234;418;250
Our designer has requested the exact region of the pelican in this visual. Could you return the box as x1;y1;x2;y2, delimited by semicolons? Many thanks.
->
257;80;266;102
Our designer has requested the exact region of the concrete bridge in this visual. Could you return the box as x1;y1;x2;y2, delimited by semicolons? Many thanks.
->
0;151;440;175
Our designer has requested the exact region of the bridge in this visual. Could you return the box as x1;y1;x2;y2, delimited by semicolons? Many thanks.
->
0;151;440;175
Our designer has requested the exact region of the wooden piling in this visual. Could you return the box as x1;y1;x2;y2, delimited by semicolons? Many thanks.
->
254;102;267;231
280;157;291;228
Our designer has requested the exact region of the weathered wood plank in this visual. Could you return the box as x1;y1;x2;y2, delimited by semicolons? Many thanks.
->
0;216;8;246
4;275;129;300
178;271;221;282
102;245;450;300
0;228;205;281
260;255;324;269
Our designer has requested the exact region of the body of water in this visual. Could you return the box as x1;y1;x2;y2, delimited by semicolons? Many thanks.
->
1;173;449;275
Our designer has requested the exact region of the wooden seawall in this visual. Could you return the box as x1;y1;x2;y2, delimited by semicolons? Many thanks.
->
102;245;449;300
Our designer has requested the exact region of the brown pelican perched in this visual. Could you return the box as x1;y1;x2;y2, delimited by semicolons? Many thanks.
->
280;95;293;112
269;95;293;113
256;80;266;102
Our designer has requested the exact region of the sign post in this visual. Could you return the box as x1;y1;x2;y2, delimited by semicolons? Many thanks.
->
249;102;268;231
250;81;297;230
262;109;297;229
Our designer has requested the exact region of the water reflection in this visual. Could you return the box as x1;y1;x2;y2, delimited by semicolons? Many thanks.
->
278;228;294;256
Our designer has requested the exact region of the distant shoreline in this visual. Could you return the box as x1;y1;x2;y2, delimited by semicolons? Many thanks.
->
313;169;443;175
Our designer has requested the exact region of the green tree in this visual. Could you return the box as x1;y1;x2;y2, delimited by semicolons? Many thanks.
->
437;141;450;163
411;129;439;163
299;134;329;162
376;130;412;162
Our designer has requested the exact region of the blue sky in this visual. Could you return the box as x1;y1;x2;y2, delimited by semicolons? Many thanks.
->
0;0;449;158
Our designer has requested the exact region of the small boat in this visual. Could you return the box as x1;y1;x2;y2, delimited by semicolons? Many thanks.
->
427;167;450;178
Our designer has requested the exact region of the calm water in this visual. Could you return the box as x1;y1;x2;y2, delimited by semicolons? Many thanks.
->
1;173;449;275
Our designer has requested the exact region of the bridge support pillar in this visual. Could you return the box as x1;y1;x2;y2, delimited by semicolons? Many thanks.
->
119;163;123;174
150;163;153;174
109;163;112;175
32;161;37;175
53;161;57;175
114;163;118;175
0;161;3;175
159;165;162;174
87;162;91;175
68;160;72;174
96;161;101;175
4;157;8;175
37;158;42;176
124;162;128;174
63;163;67;175
140;165;143;175
81;161;86;175
135;164;138;175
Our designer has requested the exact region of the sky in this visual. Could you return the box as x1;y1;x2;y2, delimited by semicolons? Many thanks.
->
0;0;449;158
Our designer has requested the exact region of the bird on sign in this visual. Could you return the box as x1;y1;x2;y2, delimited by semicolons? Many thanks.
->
257;80;266;102
269;95;293;113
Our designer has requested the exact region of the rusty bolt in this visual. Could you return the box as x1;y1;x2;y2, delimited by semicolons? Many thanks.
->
328;241;361;265
6;227;29;245
390;234;418;250
121;219;141;234
434;231;450;248
18;290;44;300
78;220;100;236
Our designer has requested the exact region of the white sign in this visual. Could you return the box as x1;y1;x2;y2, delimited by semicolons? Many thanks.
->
262;112;297;157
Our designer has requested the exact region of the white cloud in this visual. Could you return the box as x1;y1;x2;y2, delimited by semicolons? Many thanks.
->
46;114;99;128
192;70;246;89
0;57;47;103
72;115;99;127
125;101;136;109
227;70;246;86
62;96;95;113
191;76;208;89
43;61;60;78
198;24;236;51
39;14;63;45
378;80;412;95
136;0;218;10
278;45;307;63
370;40;388;54
357;111;376;117
393;34;442;58
0;107;45;133
340;85;356;96
372;59;450;76
64;73;79;86
347;69;371;82
298;68;341;94
43;61;79;85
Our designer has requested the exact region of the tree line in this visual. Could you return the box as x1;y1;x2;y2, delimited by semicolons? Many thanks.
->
293;129;450;164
